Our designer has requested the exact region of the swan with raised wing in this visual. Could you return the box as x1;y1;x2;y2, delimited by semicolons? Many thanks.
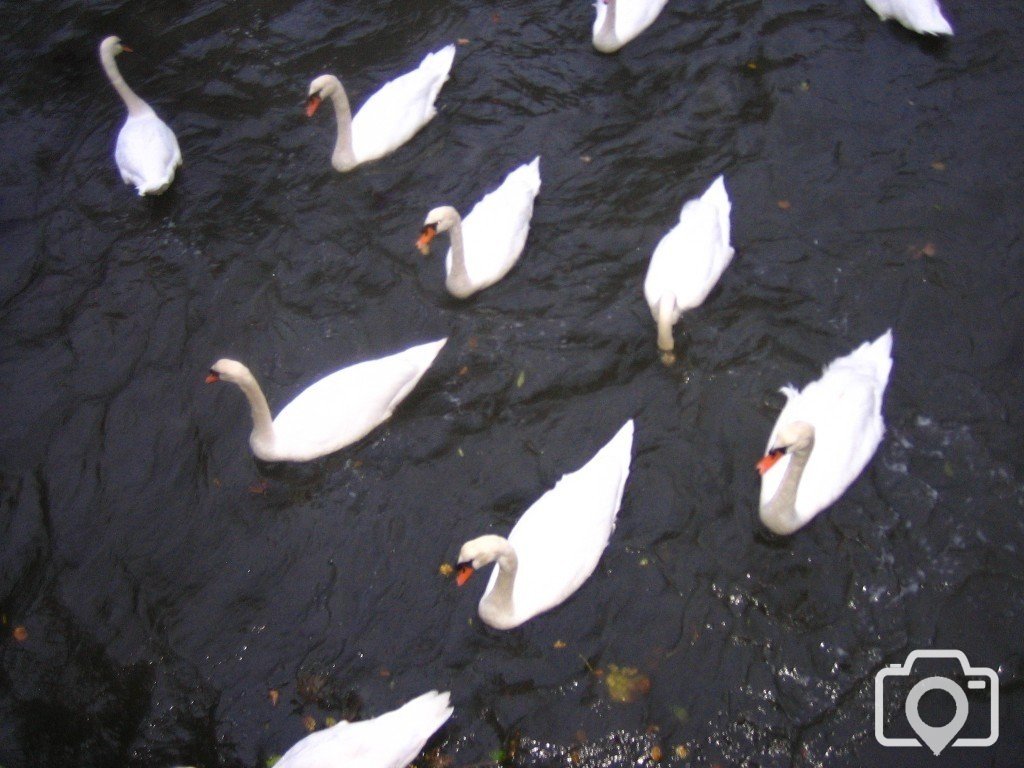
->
456;420;633;629
757;331;894;535
206;338;446;462
306;45;456;172
99;36;181;195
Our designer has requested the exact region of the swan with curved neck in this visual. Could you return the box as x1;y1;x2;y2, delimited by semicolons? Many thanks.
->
592;0;670;53
863;0;953;35
99;36;181;195
643;175;734;365
306;44;456;172
416;157;541;298
205;338;446;462
456;420;633;629
757;331;894;535
274;690;453;768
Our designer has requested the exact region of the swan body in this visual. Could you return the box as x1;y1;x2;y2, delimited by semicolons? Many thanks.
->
275;690;453;768
643;175;734;365
417;157;541;298
307;45;456;172
206;338;446;462
99;36;182;195
864;0;953;35
592;0;670;53
757;331;894;535
456;420;634;629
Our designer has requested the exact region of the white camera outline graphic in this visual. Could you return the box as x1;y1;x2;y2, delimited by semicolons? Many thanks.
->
875;649;999;750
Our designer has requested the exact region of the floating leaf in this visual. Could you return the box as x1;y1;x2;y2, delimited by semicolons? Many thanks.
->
672;705;689;723
603;664;651;703
266;754;282;768
268;689;279;706
931;160;946;171
777;199;791;210
675;744;690;758
651;745;663;761
799;80;810;91
457;38;470;45
302;715;317;732
516;370;526;388
553;639;567;649
439;563;454;577
12;626;27;643
325;716;337;727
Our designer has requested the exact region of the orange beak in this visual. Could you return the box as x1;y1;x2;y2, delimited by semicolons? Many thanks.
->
756;449;784;476
205;371;220;384
305;95;322;117
416;224;437;255
121;45;134;53
455;563;474;586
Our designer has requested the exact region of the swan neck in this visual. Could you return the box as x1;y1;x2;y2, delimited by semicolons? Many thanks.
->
761;434;815;535
100;48;149;117
596;0;619;52
479;540;518;625
444;211;475;298
328;83;358;171
656;295;675;353
236;373;276;451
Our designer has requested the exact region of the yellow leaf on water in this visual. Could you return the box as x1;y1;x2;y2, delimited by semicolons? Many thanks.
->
268;689;279;706
603;664;651;703
439;563;454;577
516;370;526;388
302;715;317;732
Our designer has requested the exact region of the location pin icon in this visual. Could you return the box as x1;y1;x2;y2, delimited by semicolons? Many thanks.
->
905;676;969;755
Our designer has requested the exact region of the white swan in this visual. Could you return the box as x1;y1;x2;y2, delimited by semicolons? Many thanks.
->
275;690;453;768
416;157;541;299
99;36;182;195
757;331;894;535
864;0;953;35
206;338;446;462
592;0;670;53
643;175;734;365
456;420;634;629
306;45;456;172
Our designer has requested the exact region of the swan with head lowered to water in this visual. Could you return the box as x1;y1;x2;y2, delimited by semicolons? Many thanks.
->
643;175;734;365
306;44;456;172
98;36;182;196
416;157;541;299
205;338;446;462
274;690;453;768
455;420;634;629
592;0;670;53
757;331;893;535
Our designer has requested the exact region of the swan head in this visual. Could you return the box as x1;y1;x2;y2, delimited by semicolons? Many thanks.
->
205;358;253;386
100;36;128;59
455;534;509;585
306;74;342;117
416;206;460;255
756;420;815;475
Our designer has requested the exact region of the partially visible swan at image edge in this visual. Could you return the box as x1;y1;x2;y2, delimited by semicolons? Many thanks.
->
306;44;456;172
273;690;453;768
417;157;541;298
863;0;953;35
643;175;734;365
592;0;670;53
455;420;634;629
205;338;446;462
98;36;182;195
757;331;894;535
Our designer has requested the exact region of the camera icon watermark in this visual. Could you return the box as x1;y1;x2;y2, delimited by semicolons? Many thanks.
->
875;649;999;755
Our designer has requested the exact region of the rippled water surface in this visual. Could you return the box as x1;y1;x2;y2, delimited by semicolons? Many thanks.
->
2;1;1023;766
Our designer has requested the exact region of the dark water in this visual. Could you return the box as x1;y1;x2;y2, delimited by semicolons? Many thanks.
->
2;1;1023;766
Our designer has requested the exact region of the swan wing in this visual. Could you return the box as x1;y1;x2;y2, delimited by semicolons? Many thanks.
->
275;691;452;768
451;157;542;289
270;339;446;461
351;45;456;164
643;176;734;314
863;0;953;34
593;0;670;46
115;111;182;195
490;421;633;622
